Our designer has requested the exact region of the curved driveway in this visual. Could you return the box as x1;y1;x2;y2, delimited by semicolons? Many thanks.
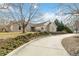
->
7;34;76;56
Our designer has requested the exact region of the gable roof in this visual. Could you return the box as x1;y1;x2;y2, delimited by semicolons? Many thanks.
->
30;21;49;27
30;20;57;27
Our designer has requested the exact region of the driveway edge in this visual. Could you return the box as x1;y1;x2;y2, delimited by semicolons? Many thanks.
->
6;38;39;56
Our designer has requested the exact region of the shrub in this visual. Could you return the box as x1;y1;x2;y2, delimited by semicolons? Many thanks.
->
54;19;73;33
64;26;73;33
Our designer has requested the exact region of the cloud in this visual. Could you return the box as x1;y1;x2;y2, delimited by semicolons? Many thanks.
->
31;12;67;23
42;12;69;22
9;6;15;12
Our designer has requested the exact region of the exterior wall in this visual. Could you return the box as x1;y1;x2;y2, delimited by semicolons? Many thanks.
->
34;26;43;32
33;26;47;32
10;24;21;32
0;25;10;32
0;21;57;32
46;22;57;32
29;22;57;32
33;22;57;32
49;23;57;32
25;24;31;32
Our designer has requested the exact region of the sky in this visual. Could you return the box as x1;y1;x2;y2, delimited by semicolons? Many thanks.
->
39;3;60;13
33;3;79;23
0;3;62;23
30;3;63;23
0;3;79;24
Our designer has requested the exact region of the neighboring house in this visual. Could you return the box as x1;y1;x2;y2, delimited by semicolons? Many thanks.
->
0;20;57;32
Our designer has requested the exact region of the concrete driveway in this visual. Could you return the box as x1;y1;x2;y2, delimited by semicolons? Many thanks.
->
7;34;76;56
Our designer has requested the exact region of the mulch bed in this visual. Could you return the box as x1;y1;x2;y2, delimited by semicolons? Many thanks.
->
62;36;79;56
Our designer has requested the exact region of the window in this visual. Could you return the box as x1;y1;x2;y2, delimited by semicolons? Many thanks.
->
19;25;21;30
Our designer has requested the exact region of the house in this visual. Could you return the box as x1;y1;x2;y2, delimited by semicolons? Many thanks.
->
30;21;57;32
0;20;57;32
0;20;25;32
9;20;23;32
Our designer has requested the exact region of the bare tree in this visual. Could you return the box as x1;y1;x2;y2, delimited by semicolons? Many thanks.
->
0;4;10;25
74;20;79;33
59;3;79;33
0;3;39;33
21;3;39;33
17;4;39;33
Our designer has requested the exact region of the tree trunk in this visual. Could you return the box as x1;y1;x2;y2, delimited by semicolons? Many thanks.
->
76;29;78;34
22;22;25;33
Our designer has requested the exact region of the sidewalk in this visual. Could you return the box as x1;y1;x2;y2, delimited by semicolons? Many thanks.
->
7;34;76;56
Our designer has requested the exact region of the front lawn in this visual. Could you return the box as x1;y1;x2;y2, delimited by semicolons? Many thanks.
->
0;32;35;39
